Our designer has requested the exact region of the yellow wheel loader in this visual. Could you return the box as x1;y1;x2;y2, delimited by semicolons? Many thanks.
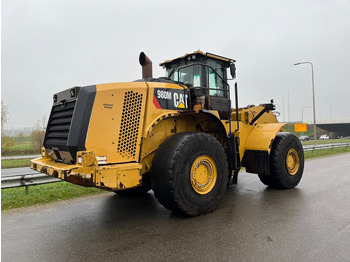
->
31;51;304;216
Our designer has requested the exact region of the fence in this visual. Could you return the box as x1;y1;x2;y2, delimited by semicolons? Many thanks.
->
303;142;350;152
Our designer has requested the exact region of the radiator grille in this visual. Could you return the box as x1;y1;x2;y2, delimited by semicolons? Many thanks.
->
44;101;75;149
117;91;143;159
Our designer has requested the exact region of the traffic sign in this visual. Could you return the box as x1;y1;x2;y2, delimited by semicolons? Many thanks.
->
294;123;307;132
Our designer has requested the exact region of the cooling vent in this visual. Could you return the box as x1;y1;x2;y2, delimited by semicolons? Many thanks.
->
44;101;75;150
117;91;143;159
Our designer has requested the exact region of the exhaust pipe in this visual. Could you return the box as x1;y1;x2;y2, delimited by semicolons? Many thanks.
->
139;52;153;79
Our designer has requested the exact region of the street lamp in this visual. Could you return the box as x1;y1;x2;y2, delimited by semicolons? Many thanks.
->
302;106;309;123
294;62;317;145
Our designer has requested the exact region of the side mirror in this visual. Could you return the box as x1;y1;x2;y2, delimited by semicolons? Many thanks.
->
230;63;236;79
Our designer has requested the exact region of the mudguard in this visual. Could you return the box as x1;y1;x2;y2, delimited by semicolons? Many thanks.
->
244;123;285;153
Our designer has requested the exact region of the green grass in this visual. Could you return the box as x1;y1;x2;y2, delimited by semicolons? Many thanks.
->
1;182;105;210
1;158;32;169
304;146;350;159
1;142;37;156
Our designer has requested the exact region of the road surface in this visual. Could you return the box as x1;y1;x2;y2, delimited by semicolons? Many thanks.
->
2;153;350;262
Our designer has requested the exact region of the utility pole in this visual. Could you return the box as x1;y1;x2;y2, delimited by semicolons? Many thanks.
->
294;62;317;145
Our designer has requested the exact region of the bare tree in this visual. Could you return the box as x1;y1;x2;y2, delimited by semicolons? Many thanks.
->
1;100;8;135
30;116;47;153
1;100;15;154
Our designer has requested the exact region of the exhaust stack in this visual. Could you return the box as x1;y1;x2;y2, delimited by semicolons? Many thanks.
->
139;52;153;79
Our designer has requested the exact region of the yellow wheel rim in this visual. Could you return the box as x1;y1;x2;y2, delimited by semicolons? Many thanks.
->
286;148;300;175
190;155;217;195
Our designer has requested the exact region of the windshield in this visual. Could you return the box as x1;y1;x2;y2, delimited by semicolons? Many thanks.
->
165;60;227;97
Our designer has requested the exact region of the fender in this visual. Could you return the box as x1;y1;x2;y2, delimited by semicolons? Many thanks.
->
243;123;285;176
140;110;230;174
197;109;228;139
244;123;285;153
144;109;228;140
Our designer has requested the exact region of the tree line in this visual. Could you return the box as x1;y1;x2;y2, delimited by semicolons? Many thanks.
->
1;100;46;155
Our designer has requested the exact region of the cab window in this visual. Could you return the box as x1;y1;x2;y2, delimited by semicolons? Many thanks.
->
176;65;201;87
207;61;225;97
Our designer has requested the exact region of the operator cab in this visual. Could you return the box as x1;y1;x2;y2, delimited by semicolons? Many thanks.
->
160;51;236;119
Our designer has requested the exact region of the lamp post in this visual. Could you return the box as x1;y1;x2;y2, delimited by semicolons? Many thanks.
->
294;62;317;145
301;106;309;123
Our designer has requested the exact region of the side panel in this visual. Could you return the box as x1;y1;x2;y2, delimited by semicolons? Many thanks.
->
85;82;147;164
142;82;190;138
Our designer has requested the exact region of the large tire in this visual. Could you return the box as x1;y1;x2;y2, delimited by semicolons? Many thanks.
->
151;132;229;216
259;132;304;189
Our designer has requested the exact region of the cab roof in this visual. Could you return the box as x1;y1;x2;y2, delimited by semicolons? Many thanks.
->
159;50;235;67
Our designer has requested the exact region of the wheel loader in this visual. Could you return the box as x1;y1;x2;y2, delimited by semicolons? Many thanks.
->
31;51;304;216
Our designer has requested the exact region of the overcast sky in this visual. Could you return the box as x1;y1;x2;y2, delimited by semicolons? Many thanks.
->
2;0;350;128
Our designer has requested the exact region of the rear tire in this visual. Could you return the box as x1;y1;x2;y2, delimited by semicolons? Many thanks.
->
258;132;304;189
151;132;228;216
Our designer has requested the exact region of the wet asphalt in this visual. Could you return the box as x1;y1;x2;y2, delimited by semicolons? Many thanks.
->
2;153;350;262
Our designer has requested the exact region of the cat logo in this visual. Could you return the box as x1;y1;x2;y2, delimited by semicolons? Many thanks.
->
173;92;188;109
178;102;185;109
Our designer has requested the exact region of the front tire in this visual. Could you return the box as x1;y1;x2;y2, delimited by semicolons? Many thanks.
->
151;132;228;216
259;132;304;189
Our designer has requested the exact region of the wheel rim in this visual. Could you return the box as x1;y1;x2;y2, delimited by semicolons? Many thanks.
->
190;155;217;195
286;148;300;175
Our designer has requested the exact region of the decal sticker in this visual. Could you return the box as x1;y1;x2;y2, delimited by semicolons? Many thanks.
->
103;103;113;109
153;88;189;110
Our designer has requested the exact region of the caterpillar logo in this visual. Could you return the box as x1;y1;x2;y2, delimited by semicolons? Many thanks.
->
153;88;189;110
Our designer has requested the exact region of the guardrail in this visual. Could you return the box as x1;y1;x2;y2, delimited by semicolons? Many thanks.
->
1;143;349;191
1;173;62;193
1;173;61;189
303;142;350;152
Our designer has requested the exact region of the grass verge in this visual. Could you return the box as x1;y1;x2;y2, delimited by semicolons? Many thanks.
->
1;158;32;169
1;143;37;156
1;182;105;210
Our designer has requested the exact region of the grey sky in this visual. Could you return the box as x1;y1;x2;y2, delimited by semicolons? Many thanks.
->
2;0;350;128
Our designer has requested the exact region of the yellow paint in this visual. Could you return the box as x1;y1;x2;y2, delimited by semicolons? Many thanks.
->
32;79;288;192
244;123;285;153
85;82;147;164
178;102;185;108
229;106;283;159
159;50;232;66
190;155;217;195
96;163;142;190
31;152;143;191
286;148;300;175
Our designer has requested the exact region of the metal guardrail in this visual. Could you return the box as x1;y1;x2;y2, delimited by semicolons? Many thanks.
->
1;143;349;190
1;173;61;189
303;142;350;152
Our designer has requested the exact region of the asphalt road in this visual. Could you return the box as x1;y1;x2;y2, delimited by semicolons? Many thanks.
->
2;153;350;262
